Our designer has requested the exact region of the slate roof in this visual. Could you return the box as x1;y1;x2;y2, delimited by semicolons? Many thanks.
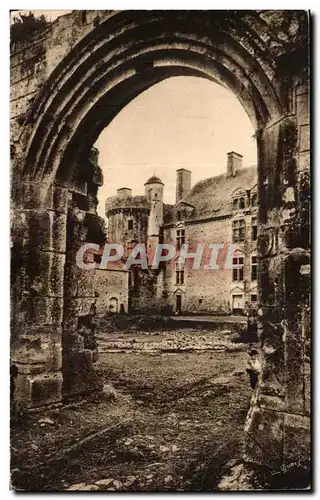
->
163;166;257;224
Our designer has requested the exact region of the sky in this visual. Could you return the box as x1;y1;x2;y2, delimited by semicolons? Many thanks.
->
10;12;257;218
95;76;257;217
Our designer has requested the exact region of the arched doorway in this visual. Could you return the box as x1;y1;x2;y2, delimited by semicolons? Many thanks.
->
10;11;310;469
109;297;119;314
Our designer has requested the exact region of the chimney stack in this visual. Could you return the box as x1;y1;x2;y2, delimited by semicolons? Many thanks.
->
227;151;243;177
117;187;132;198
176;168;191;204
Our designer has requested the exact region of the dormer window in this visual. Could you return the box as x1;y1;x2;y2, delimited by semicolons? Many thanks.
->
177;210;186;221
233;199;238;210
239;197;245;209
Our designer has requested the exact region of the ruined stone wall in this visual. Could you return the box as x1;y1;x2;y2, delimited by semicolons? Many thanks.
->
129;268;160;314
244;77;311;471
10;9;310;474
93;268;128;315
10;11;113;147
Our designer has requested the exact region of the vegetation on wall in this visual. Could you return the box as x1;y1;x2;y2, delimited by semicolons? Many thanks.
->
10;11;49;44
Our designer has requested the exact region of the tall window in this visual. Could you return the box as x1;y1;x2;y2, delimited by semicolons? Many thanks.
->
176;264;185;285
232;219;245;243
176;228;185;249
233;198;238;210
251;256;258;280
232;256;244;281
251;217;257;241
128;219;133;230
239;197;245;209
251;193;258;207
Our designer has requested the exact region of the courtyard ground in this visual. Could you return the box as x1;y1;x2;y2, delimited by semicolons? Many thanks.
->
11;327;254;492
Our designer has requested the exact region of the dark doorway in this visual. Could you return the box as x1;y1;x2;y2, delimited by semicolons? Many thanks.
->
175;295;182;315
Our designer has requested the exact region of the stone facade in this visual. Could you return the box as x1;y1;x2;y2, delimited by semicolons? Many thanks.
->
10;10;310;474
94;267;129;315
110;154;257;315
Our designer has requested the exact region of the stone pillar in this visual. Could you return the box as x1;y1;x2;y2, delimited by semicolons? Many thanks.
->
11;183;68;411
61;203;104;399
244;81;310;472
61;153;104;399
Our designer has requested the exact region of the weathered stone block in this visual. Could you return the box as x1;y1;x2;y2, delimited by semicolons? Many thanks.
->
27;210;53;250
303;361;310;416
28;251;65;297
19;182;52;210
284;349;304;415
30;371;63;408
49;253;66;297
13;370;63;410
259;256;285;307
244;407;284;469
283;414;310;468
258;226;280;260
11;326;62;372
53;186;69;214
299;124;310;152
62;349;103;398
259;394;286;412
298;151;310;171
51;212;67;253
30;297;63;325
296;91;309;124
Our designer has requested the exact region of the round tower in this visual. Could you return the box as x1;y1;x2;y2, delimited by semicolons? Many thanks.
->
144;175;164;247
105;188;150;257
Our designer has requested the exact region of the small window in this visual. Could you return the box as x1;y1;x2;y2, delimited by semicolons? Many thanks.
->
251;294;257;302
176;269;184;285
239;197;245;209
233;198;238;210
126;241;134;253
232;219;245;243
128;219;133;230
198;298;203;304
176;229;185;249
232;256;244;281
251;193;258;207
251;217;257;241
251;256;258;280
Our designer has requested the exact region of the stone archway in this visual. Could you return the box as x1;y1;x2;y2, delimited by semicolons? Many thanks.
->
10;10;310;471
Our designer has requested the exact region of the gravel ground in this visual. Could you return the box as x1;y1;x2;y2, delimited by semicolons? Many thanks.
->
11;328;253;492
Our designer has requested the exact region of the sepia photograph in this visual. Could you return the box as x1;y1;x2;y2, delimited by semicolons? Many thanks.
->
9;9;310;492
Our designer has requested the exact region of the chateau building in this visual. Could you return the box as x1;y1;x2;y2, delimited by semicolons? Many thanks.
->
105;152;258;315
